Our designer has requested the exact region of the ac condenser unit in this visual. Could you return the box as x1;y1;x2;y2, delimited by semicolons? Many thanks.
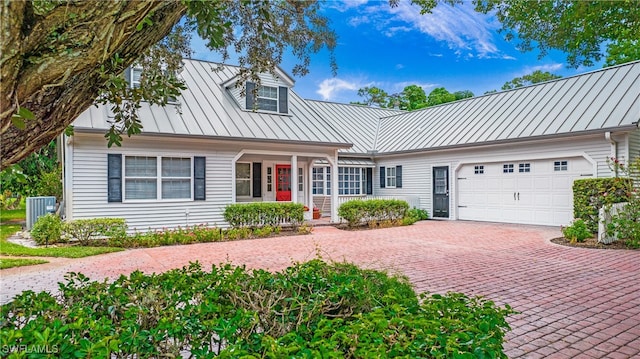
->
26;196;57;230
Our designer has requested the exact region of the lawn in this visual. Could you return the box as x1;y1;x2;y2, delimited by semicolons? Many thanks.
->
0;204;123;265
0;258;48;269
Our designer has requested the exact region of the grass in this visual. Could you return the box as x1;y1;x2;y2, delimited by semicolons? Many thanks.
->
0;203;123;262
0;258;48;269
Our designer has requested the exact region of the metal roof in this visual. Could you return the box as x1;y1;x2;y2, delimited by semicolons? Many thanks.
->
73;59;352;148
375;61;640;154
315;158;376;167
305;100;404;154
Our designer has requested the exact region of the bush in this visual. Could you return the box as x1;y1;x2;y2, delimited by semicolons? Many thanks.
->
224;202;304;228
403;208;430;225
0;259;514;358
606;158;640;249
562;219;592;243
35;167;62;201
30;213;64;245
338;199;409;227
64;218;127;246
573;177;631;233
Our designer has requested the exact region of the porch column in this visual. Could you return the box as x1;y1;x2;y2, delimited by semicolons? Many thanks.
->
307;159;314;209
331;150;339;223
291;155;298;203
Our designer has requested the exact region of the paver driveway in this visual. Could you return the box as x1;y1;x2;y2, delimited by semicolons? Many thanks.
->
1;221;639;358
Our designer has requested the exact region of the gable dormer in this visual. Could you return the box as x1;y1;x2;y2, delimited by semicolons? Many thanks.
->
224;66;295;115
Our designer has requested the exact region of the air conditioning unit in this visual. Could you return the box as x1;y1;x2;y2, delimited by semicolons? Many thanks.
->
26;196;57;230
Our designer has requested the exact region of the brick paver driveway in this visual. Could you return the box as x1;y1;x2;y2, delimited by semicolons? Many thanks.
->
2;221;639;358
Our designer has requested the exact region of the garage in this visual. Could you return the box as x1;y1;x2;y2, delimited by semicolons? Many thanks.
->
457;157;594;226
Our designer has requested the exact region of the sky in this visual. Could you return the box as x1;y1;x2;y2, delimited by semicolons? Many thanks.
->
190;0;603;105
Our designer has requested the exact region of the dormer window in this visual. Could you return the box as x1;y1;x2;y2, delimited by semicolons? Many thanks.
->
126;67;142;89
246;81;289;114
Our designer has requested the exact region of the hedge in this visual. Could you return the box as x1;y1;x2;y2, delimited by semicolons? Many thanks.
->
224;202;304;228
0;260;514;358
338;199;409;227
573;177;631;233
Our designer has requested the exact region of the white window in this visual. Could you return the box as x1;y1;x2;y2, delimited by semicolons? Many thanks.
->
267;167;273;192
503;164;514;173
257;85;278;112
519;163;531;173
338;167;363;195
474;165;484;174
386;167;396;188
236;163;251;197
298;168;303;191
554;161;568;171
124;156;191;200
313;167;332;195
128;67;142;88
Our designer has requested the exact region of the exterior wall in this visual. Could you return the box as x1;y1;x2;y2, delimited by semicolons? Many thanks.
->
628;129;640;162
67;133;336;231
374;133;617;219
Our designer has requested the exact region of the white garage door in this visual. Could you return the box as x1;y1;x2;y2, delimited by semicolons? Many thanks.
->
457;157;594;226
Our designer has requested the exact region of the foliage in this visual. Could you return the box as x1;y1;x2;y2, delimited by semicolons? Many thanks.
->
64;218;128;246
35;166;63;201
561;219;592;243
2;0;339;169
606;158;640;249
572;177;631;233
0;191;22;211
338;199;409;228
352;84;473;110
403;208;430;225
470;0;640;68
30;214;64;246
501;70;562;90
0;258;48;270
0;259;514;358
426;87;457;107
224;202;304;228
352;86;391;107
0;141;59;199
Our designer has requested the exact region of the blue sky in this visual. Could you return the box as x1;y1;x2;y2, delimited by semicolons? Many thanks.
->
190;0;602;104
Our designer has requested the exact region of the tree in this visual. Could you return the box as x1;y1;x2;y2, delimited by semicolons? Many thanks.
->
351;86;391;107
1;1;339;170
400;85;427;110
471;0;640;68
426;87;457;107
453;90;474;100
501;70;562;90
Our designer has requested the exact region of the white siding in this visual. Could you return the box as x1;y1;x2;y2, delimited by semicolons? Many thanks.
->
374;133;616;220
71;134;235;231
628;129;640;162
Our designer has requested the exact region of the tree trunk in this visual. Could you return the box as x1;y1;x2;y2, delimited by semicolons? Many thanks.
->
1;0;186;170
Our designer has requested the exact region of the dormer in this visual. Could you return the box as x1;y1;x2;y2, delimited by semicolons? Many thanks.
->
124;67;142;88
224;66;295;115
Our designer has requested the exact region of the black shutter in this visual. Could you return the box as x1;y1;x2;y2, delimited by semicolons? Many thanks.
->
396;165;403;188
246;81;255;110
107;154;122;202
252;162;262;198
279;86;288;114
194;156;206;200
379;166;386;188
366;168;373;195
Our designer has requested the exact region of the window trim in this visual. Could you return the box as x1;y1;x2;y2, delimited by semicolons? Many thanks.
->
235;162;253;198
386;166;397;188
554;160;568;172
256;85;279;112
123;155;194;202
338;167;364;195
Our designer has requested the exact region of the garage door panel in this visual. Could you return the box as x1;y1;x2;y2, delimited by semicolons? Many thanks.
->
457;157;591;226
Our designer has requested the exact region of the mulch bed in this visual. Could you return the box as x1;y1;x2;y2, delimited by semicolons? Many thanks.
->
551;236;636;250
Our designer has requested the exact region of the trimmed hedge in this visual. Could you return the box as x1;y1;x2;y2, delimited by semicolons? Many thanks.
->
338;199;409;227
0;260;514;358
573;177;631;233
30;213;64;245
64;218;127;246
224;202;304;228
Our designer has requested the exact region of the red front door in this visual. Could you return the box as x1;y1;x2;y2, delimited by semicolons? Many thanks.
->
275;165;291;201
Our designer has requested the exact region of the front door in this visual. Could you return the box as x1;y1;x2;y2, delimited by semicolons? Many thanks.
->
433;166;449;218
275;165;291;201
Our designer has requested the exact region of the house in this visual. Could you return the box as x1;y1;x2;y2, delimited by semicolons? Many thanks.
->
63;59;640;230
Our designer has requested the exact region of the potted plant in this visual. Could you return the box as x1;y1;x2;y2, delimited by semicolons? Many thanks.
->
313;206;321;219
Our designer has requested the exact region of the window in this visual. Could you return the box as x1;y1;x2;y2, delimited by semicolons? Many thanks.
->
554;161;568;171
312;167;333;195
474;165;484;174
386;167;397;188
298;168;303;191
236;163;251;197
124;156;191;200
519;163;531;173
503;164;514;173
257;86;278;112
128;67;142;88
338;167;363;195
267;167;273;192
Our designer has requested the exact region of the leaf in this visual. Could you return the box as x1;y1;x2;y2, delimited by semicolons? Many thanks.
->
11;115;26;130
18;106;36;120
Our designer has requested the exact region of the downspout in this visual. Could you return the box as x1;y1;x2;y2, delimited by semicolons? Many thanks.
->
605;132;618;176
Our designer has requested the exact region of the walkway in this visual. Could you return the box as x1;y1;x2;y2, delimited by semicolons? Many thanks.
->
1;221;639;358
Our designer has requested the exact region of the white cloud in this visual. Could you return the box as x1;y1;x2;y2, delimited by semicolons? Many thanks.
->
316;78;360;101
395;63;404;70
384;25;412;37
329;0;369;12
348;15;370;27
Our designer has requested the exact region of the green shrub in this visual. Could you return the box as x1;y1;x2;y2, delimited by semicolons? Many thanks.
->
0;259;514;358
30;213;64;245
35;167;62;201
64;218;127;246
224;202;304;228
605;158;640;249
573;177;631;233
562;219;592;243
403;208;430;225
338;199;409;227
